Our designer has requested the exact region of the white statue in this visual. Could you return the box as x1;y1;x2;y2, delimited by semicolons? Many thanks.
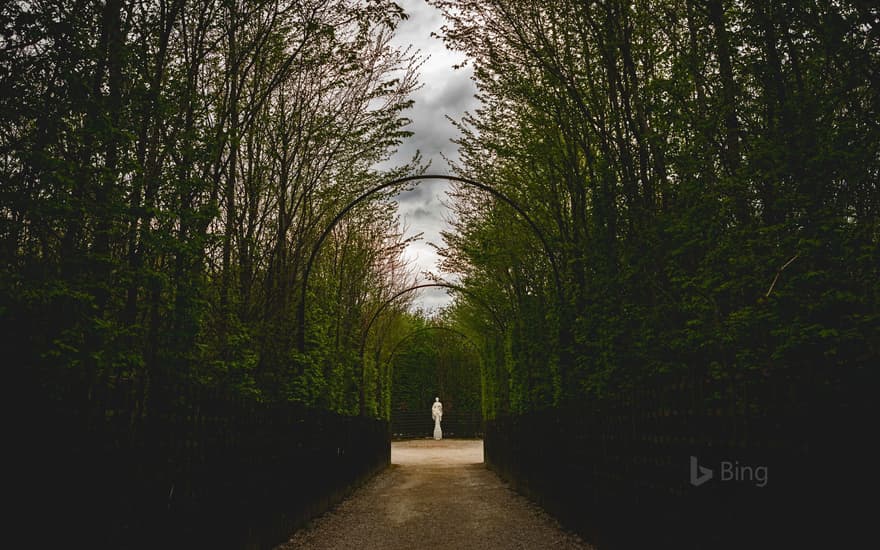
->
431;397;443;440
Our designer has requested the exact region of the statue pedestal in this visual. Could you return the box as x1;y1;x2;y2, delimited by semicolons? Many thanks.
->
433;419;442;440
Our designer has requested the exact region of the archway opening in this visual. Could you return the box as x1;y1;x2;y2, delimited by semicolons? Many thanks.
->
384;325;482;442
297;174;562;355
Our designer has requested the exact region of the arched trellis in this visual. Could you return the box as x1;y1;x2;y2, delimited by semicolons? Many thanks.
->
359;282;505;360
383;325;480;368
379;325;480;420
357;282;504;415
297;174;563;352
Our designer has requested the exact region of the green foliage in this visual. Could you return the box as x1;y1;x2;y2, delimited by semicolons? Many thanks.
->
388;314;482;418
1;0;423;415
433;0;880;413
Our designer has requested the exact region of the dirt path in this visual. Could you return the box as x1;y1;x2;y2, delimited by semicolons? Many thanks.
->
276;439;592;549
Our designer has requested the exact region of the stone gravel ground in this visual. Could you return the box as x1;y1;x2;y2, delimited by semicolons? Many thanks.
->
275;439;594;550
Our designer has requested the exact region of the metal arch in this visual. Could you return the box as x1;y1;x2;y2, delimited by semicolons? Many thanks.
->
297;174;562;352
357;282;503;415
377;326;480;420
359;282;505;361
383;325;480;367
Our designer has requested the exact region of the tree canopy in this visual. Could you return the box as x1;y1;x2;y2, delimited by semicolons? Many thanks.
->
3;0;877;423
1;0;426;417
431;0;879;415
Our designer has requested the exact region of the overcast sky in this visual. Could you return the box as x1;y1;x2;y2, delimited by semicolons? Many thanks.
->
378;0;479;312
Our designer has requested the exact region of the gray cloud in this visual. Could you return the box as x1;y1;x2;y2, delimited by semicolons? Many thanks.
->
412;207;434;219
415;286;458;311
425;74;476;114
374;0;479;312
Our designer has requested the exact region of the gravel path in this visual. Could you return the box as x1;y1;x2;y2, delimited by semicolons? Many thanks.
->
276;439;593;549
